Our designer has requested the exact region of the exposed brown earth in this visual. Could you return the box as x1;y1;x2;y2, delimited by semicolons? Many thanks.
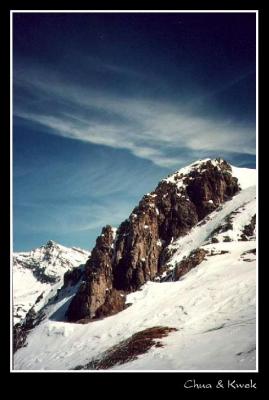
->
74;326;178;370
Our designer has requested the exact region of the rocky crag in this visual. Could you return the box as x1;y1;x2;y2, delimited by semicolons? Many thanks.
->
66;159;240;322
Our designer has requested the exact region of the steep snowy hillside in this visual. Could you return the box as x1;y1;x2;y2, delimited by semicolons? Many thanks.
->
13;241;90;324
13;159;256;371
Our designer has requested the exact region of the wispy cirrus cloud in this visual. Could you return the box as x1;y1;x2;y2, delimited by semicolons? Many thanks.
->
14;62;256;168
13;13;256;251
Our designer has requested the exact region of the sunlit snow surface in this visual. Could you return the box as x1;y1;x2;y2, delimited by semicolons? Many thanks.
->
13;163;256;371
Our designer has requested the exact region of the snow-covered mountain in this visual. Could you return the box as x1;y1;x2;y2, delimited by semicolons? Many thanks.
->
13;241;90;324
13;159;256;371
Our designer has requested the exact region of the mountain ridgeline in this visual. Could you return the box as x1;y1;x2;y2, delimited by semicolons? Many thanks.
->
66;158;240;322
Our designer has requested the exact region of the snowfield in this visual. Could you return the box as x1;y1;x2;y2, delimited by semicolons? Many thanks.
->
13;163;257;371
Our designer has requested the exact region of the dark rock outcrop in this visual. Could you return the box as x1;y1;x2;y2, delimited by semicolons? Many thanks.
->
67;226;118;321
32;267;58;284
211;237;219;243
240;214;256;240
13;324;27;353
66;159;240;322
63;265;85;288
173;248;208;281
13;306;46;353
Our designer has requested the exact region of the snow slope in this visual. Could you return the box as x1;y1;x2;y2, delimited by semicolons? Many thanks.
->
13;164;256;371
163;185;256;276
13;241;90;324
232;165;256;190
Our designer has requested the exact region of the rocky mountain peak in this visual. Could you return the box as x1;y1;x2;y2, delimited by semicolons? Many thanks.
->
44;240;58;249
66;158;240;322
13;242;90;324
164;158;230;180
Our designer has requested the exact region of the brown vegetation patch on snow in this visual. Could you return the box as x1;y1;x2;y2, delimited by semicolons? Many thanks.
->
73;326;177;370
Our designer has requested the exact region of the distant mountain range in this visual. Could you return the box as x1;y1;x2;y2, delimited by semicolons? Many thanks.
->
13;241;90;325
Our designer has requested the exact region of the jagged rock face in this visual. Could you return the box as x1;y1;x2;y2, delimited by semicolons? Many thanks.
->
185;160;239;219
113;159;238;291
66;159;240;322
112;203;161;291
67;226;117;321
112;183;199;291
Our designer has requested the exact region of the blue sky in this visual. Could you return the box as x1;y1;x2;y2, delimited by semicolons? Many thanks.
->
13;12;256;251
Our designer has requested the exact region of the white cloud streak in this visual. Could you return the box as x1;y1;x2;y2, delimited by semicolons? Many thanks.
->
14;66;256;168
